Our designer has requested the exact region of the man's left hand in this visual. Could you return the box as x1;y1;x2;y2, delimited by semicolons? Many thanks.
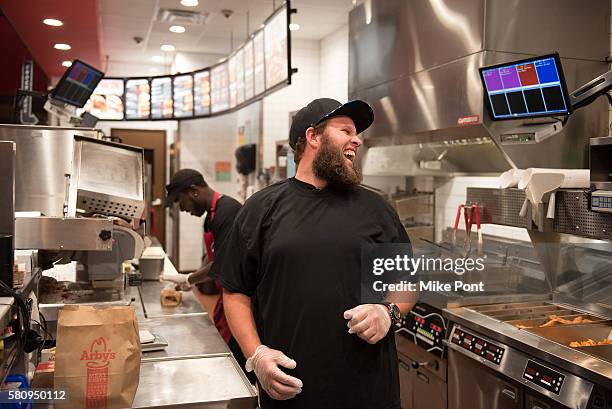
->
343;304;391;344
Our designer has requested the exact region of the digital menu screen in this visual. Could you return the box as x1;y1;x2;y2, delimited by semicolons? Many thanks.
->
193;70;211;116
82;79;124;120
125;79;150;119
235;48;245;105
151;77;173;119
211;62;230;113
173;74;193;118
479;53;571;120
253;31;265;95
229;55;237;108
244;40;254;100
264;6;288;89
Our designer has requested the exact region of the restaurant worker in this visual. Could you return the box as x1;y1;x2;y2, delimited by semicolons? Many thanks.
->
162;169;254;382
211;98;415;409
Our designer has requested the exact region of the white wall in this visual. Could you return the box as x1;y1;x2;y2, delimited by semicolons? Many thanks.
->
319;26;349;102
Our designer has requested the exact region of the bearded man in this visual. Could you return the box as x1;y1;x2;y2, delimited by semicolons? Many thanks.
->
210;98;415;409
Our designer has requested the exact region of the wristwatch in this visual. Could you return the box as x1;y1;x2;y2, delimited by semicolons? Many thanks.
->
383;302;402;327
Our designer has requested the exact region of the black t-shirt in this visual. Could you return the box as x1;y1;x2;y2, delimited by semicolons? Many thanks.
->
204;195;242;257
211;178;410;409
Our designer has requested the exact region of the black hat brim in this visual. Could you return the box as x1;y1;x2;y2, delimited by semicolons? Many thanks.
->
317;100;374;135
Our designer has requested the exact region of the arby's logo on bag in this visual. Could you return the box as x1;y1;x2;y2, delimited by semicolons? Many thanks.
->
80;337;116;364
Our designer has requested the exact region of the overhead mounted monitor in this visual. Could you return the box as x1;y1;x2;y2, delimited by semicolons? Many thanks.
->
479;53;572;121
80;78;124;120
51;60;104;108
125;78;150;119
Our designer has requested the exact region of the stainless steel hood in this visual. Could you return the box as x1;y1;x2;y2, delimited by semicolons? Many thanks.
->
350;0;609;173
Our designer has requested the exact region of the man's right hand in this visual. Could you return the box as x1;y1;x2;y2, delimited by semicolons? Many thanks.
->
245;345;303;400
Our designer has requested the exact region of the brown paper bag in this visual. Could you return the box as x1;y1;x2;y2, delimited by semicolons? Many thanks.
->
54;305;141;409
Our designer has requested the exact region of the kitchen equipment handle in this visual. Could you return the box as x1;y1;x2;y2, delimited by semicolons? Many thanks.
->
398;360;411;371
416;371;429;384
501;388;517;401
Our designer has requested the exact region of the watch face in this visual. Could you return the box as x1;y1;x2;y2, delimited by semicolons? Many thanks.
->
390;303;401;322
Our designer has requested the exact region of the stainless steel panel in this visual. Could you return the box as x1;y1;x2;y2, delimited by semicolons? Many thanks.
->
349;0;484;93
0;124;101;217
448;347;523;409
444;306;612;389
448;324;594;409
139;314;229;361
554;189;612;240
68;137;145;219
484;0;609;61
0;141;15;236
467;188;531;229
139;280;205;318
14;216;113;251
132;356;257;408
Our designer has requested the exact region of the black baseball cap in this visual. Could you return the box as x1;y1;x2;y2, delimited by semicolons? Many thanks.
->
289;98;374;149
165;169;207;207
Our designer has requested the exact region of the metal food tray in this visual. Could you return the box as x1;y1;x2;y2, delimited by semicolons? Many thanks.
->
526;323;612;362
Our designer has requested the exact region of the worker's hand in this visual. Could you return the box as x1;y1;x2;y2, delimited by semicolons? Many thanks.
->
245;345;303;400
160;272;191;285
344;304;391;344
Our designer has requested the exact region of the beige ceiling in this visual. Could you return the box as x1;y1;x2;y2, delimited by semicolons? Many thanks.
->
99;0;355;76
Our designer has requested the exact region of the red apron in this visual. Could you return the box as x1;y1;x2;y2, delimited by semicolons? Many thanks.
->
204;192;232;343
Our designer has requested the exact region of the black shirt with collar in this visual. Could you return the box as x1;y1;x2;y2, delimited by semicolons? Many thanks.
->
211;178;410;409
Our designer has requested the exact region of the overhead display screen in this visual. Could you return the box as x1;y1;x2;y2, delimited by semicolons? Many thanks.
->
253;31;265;96
264;6;289;89
244;40;254;100
51;59;104;108
151;77;173;119
211;62;230;113
125;79;150;119
87;2;292;121
193;70;211;116
479;53;571;120
173;74;194;118
81;78;124;120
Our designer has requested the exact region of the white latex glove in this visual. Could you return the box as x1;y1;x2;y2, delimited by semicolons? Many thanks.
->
245;345;303;400
344;304;391;344
160;272;191;284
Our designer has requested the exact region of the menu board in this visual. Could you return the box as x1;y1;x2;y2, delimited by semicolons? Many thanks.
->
81;79;124;120
211;63;229;113
151;77;173;119
193;70;211;116
173;75;193;118
243;40;254;100
264;7;288;89
253;31;265;96
125;79;150;119
235;49;245;105
229;55;237;108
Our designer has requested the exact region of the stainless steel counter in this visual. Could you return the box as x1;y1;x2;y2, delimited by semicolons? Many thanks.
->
140;314;229;361
139;279;205;318
133;356;257;409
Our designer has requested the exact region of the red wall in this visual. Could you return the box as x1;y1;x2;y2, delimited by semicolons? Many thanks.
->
0;15;49;95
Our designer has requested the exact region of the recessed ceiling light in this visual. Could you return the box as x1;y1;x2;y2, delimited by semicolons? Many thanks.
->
61;60;72;67
180;0;198;6
160;44;175;52
152;55;164;63
54;43;71;50
289;23;300;31
43;18;63;27
169;25;186;33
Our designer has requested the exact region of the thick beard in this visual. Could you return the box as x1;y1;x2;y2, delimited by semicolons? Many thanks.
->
312;134;362;189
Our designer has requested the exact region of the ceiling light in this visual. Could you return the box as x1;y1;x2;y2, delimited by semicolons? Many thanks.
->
289;23;300;31
43;18;63;27
169;25;186;33
180;0;198;6
160;44;175;52
152;55;164;63
54;43;71;50
61;60;72;67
